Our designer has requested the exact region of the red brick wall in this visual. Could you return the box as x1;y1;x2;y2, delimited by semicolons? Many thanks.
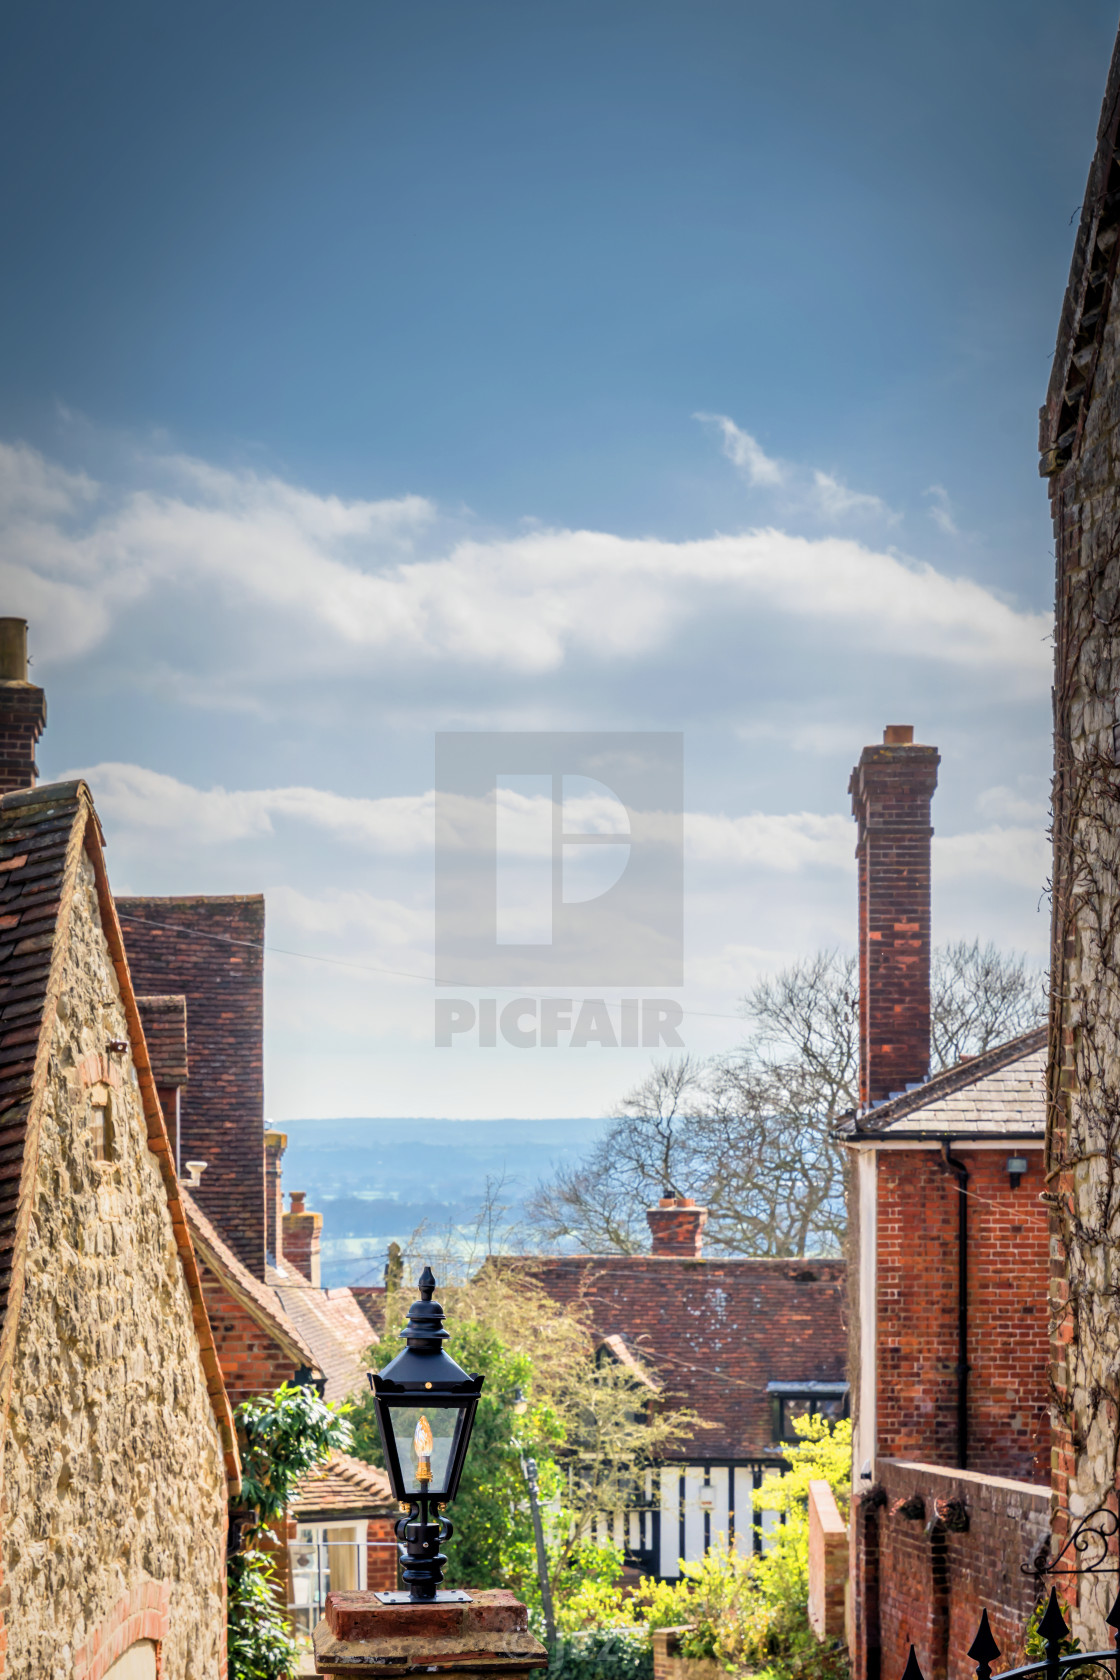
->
850;734;940;1108
116;896;266;1277
0;681;46;795
876;1149;1050;1481
198;1260;302;1405
523;1254;847;1459
859;1462;1048;1680
367;1518;399;1592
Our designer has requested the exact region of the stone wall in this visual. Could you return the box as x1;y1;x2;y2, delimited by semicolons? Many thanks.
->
2;854;228;1678
1043;35;1120;1643
116;896;266;1279
855;1462;1048;1680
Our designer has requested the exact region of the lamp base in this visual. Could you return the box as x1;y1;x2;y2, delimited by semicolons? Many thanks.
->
373;1590;472;1605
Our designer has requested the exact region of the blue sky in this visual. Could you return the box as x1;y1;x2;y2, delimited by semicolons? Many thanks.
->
0;0;1111;1117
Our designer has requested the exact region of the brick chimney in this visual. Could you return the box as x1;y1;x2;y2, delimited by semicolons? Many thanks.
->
0;618;47;794
264;1130;287;1266
283;1191;322;1287
646;1196;707;1258
849;724;940;1109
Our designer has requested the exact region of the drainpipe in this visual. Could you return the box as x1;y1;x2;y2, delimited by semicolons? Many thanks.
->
940;1141;969;1469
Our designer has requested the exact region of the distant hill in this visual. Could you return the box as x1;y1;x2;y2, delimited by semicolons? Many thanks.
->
275;1116;610;1287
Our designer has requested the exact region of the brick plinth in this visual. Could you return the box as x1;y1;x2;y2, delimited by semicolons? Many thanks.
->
116;895;266;1277
313;1588;548;1679
850;729;940;1108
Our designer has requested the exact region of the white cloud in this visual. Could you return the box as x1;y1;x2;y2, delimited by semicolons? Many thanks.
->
76;761;435;852
924;483;960;537
694;412;785;486
1;439;1050;687
812;470;896;522
933;825;1049;889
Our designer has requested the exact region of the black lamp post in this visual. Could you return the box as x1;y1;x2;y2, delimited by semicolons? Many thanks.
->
368;1266;483;1602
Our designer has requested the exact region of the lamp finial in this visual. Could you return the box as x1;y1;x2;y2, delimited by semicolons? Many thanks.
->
418;1266;436;1301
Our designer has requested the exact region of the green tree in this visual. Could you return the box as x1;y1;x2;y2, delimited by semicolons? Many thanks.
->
229;1383;353;1680
350;1262;694;1622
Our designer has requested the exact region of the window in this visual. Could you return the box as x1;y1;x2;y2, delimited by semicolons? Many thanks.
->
766;1382;849;1444
290;1522;367;1635
90;1083;115;1162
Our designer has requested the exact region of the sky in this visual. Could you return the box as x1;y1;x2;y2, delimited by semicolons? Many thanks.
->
0;0;1112;1119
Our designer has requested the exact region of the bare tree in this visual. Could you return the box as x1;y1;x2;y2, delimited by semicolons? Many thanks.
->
930;939;1046;1069
527;943;1046;1261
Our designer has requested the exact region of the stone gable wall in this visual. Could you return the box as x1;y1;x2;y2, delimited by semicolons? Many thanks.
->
1047;181;1120;1647
2;853;227;1678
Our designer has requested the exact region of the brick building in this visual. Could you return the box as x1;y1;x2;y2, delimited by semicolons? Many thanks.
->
1040;17;1120;1652
114;893;267;1279
524;1198;847;1578
289;1453;399;1634
840;730;1050;1680
0;776;240;1678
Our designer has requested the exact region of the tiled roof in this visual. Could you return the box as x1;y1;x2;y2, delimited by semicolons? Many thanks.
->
521;1253;847;1460
268;1256;376;1404
183;1189;317;1371
135;994;188;1086
0;780;240;1490
838;1027;1047;1140
292;1450;395;1519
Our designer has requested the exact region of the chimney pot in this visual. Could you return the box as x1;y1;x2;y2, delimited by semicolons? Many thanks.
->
647;1196;707;1258
0;619;28;682
289;1191;306;1215
882;724;914;745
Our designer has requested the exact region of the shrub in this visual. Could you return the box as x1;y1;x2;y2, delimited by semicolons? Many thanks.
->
547;1629;653;1680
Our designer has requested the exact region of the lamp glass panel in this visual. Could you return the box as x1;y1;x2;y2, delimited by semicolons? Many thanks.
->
389;1403;466;1497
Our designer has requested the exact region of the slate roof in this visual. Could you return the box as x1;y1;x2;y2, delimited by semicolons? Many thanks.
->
183;1188;318;1372
521;1253;847;1461
268;1255;375;1403
837;1027;1047;1141
291;1450;395;1520
0;780;240;1490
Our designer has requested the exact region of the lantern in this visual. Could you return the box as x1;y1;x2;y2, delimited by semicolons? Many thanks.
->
368;1266;483;1600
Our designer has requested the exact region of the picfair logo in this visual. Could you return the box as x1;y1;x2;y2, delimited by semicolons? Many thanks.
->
434;732;683;989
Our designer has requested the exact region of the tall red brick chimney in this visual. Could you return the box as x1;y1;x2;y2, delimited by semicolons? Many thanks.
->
0;618;47;794
849;725;940;1109
646;1195;707;1258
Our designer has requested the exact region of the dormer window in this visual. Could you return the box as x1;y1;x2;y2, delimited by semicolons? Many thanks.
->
767;1380;849;1444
